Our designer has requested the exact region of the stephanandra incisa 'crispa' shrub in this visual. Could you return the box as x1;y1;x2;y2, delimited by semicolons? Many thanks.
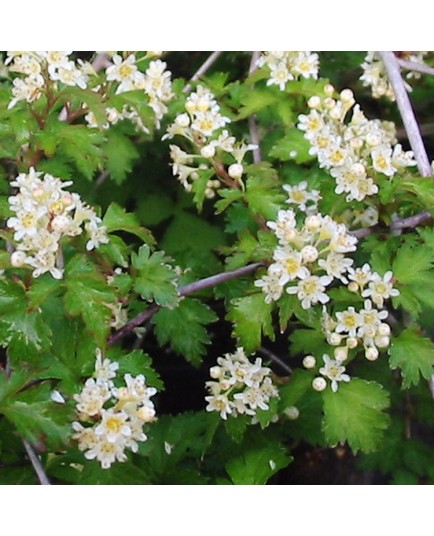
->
1;50;434;485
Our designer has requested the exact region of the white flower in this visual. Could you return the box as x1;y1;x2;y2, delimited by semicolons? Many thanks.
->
205;393;232;420
286;274;332;309
361;271;399;307
94;409;132;444
319;354;350;392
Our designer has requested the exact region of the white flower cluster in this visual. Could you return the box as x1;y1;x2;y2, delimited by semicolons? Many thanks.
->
6;51;90;109
7;168;109;279
164;85;256;196
257;51;319;90
88;54;173;130
298;84;416;202
205;348;279;422
72;349;157;469
254;202;358;308
322;265;398;361
360;52;427;101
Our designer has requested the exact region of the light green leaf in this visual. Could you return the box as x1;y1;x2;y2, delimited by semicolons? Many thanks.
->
269;128;314;164
64;255;117;347
225;439;292;484
322;378;390;453
104;128;140;184
226;292;275;353
389;328;434;388
103;202;155;245
131;245;179;308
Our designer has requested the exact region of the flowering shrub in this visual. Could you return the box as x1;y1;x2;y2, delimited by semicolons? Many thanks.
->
1;51;434;485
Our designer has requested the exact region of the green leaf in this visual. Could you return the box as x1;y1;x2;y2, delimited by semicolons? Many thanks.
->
64;255;117;347
131;245;179;308
393;242;433;285
103;202;155;245
269;128;314;164
244;171;286;220
2;401;71;449
322;379;390;453
103;128;140;184
400;178;434;209
389;328;434;388
226;292;275;353
225;437;292;484
290;329;329;357
237;87;279;120
152;298;217;366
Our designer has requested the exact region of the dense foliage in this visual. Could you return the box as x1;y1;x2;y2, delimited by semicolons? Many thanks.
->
1;51;434;485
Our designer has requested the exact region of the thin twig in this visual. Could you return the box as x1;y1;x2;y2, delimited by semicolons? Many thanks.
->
396;58;434;77
183;51;222;94
248;52;262;164
22;439;51;485
379;51;432;177
390;210;432;230
259;346;292;375
108;262;263;345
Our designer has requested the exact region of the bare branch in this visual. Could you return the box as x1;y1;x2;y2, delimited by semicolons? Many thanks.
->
390;210;432;230
248;52;262;164
379;51;432;177
183;51;222;94
396;58;434;77
259;346;292;375
22;439;51;485
108;262;263;345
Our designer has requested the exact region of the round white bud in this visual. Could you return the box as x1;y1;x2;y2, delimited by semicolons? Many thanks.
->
137;406;156;423
190;171;199;180
312;377;327;392
175;113;190;127
201;145;215;158
346;337;358;349
303;355;316;369
210;366;222;379
307;96;321;109
348;282;359;293
365;347;379;361
377;323;391;336
329;333;342;346
329;106;342;120
351;163;366;176
374;335;390;348
289;150;298;159
284;406;300;420
334;346;349;361
340;89;354;103
324;97;336;109
204;188;215;199
305;214;322;231
301;245;319;263
10;250;27;268
51;214;70;233
324;84;335;96
228;163;244;180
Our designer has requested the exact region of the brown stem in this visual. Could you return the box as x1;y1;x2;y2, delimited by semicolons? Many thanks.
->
22;439;51;485
108;262;263;346
379;51;432;177
183;51;223;94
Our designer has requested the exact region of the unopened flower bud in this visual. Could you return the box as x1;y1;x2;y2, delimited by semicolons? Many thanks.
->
303;355;316;369
10;250;27;267
340;89;354;103
377;323;391;336
312;377;327;392
284;406;300;420
305;215;321;231
228;163;243;180
365;347;379;361
301;245;319;263
334;346;349;361
307;96;321;109
346;337;358;349
201;145;215;158
210;366;222;379
348;282;359;293
329;333;342;346
51;214;70;233
324;84;335;96
374;335;390;348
